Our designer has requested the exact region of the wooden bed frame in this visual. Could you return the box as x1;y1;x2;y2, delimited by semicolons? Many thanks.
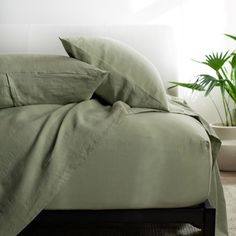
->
20;200;215;236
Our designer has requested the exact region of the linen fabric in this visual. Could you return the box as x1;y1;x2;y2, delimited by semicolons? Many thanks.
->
0;54;108;108
0;96;227;236
60;37;169;111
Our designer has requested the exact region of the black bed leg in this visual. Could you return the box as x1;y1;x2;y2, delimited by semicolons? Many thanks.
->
203;201;216;236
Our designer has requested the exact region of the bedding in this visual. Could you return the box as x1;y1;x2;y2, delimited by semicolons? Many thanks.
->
0;54;108;108
47;110;212;209
0;94;228;236
60;37;169;111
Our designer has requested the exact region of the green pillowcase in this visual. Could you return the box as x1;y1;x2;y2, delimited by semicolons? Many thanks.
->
60;37;169;111
0;54;108;108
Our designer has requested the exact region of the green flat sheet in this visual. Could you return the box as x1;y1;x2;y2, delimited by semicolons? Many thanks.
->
0;97;228;236
169;96;228;236
47;109;212;210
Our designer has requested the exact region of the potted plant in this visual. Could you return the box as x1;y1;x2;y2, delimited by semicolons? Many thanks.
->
169;34;236;171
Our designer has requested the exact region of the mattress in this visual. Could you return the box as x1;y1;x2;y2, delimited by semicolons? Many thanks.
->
46;111;212;210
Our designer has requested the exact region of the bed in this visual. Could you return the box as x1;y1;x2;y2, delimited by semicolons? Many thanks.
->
0;25;228;236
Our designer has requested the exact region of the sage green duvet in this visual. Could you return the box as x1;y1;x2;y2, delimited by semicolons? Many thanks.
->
0;96;228;236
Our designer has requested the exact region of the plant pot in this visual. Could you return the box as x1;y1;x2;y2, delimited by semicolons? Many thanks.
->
211;123;236;171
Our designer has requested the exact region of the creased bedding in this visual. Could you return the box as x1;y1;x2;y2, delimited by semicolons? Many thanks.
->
168;96;228;236
0;54;108;108
0;96;228;236
47;109;212;210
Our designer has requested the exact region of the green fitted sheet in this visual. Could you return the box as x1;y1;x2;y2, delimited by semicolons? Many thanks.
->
0;96;228;236
47;111;212;209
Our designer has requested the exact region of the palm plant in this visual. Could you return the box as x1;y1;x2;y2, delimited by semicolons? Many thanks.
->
169;34;236;126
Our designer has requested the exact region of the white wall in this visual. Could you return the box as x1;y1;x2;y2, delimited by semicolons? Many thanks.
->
0;0;131;25
155;0;236;123
0;0;181;25
0;0;235;123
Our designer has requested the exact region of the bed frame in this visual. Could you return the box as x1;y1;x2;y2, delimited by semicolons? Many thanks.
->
20;200;215;236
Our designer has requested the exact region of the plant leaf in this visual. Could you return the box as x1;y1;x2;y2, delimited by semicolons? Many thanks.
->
225;34;236;41
168;81;205;91
169;74;220;96
225;80;236;103
197;74;220;96
201;51;231;71
230;53;236;68
230;53;236;85
205;80;218;96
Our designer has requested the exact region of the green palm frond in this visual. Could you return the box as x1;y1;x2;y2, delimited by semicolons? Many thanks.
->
192;74;221;96
169;75;220;96
225;80;236;103
230;53;236;84
169;33;236;126
201;75;220;95
225;34;236;41
168;81;205;91
201;51;231;71
230;53;236;68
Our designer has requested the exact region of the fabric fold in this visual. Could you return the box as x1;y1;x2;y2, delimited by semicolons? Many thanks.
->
0;97;228;236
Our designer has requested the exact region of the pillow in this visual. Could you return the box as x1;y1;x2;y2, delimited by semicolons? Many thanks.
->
60;37;169;111
0;54;108;108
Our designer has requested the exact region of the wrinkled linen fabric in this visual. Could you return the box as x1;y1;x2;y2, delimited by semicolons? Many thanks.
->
60;37;169;111
0;54;108;108
168;95;228;236
0;100;127;235
0;96;228;236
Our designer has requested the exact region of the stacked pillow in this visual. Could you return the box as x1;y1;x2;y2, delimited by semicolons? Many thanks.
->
60;37;169;111
0;54;108;108
0;38;169;111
